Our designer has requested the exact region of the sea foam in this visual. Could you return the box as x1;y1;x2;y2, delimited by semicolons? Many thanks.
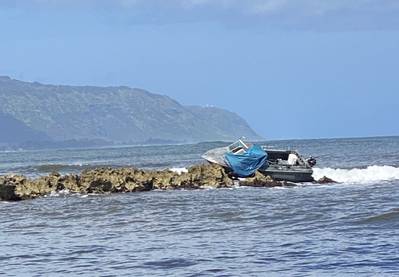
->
313;165;399;184
169;167;188;175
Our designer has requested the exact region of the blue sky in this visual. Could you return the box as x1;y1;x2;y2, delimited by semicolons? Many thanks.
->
1;0;399;139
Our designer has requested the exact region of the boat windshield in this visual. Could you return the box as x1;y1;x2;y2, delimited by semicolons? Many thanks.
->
228;139;250;154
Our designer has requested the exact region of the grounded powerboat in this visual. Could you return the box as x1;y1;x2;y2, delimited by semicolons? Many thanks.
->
202;139;316;183
259;149;315;182
201;139;267;178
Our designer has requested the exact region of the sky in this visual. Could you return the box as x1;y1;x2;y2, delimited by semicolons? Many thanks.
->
1;0;399;139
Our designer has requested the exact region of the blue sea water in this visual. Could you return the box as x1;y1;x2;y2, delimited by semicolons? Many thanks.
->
1;137;399;276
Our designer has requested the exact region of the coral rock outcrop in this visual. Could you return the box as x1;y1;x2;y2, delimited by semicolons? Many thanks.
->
0;164;294;201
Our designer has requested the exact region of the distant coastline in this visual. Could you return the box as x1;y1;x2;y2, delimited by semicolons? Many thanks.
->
1;135;398;152
0;76;261;147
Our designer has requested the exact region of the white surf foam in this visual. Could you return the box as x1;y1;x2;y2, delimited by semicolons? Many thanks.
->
169;167;188;175
313;165;399;184
48;189;70;197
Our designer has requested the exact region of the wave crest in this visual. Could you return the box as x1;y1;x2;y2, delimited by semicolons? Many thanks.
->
313;165;399;184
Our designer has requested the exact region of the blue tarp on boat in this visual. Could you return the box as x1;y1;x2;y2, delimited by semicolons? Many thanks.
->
224;145;268;177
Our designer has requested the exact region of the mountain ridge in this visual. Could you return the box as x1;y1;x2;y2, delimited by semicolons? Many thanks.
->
0;76;261;147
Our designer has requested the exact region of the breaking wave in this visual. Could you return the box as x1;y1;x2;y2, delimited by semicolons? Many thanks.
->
313;165;399;184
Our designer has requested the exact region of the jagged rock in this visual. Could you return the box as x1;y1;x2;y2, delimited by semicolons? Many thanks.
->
152;170;186;190
239;172;283;187
80;168;153;193
0;176;23;201
0;164;285;201
188;163;234;188
57;174;80;191
0;175;54;201
33;172;80;193
315;176;338;184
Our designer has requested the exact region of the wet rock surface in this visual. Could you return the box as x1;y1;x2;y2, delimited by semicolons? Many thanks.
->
0;164;309;201
314;176;338;184
238;172;285;187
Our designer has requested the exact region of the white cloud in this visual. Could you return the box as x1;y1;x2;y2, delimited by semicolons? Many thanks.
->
6;0;399;30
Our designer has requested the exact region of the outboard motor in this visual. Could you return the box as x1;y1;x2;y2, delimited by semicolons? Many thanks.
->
307;156;317;167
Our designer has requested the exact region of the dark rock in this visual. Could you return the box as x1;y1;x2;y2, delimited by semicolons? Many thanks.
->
239;172;283;187
315;176;338;184
0;176;22;201
0;175;54;201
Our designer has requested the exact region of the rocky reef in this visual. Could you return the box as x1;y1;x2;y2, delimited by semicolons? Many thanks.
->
0;164;335;201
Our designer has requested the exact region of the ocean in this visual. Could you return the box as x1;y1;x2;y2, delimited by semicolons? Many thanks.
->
1;137;399;276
